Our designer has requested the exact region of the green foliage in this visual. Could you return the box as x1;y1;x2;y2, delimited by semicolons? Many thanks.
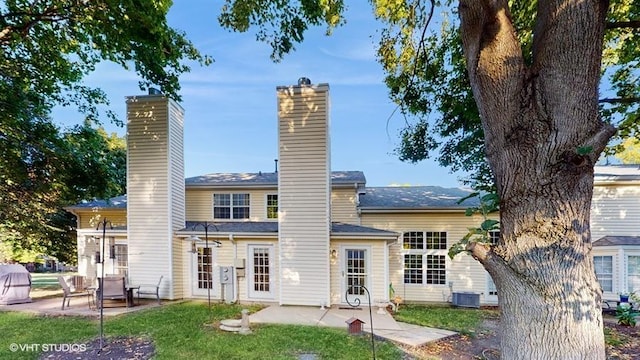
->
614;137;640;164
616;305;638;326
219;0;345;61
216;0;640;190
1;0;210;122
0;1;209;262
0;120;126;263
449;192;500;259
604;327;627;347
577;146;594;156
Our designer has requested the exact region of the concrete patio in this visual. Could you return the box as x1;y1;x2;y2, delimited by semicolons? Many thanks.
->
250;304;457;347
0;295;161;317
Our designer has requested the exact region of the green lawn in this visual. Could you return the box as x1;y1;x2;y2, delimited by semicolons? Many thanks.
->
394;304;499;336
30;272;74;290
0;302;405;360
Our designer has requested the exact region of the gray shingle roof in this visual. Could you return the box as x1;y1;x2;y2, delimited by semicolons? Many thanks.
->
593;236;640;247
358;186;480;209
595;165;640;182
185;171;366;187
177;221;396;236
65;195;128;210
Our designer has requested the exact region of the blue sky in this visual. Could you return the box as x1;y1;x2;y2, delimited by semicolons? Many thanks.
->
54;1;467;188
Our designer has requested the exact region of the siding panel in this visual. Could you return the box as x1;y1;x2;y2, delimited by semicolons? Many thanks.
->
362;212;494;303
277;84;331;306
591;184;640;239
126;95;184;300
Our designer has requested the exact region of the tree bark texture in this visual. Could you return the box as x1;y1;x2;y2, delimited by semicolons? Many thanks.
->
459;0;616;359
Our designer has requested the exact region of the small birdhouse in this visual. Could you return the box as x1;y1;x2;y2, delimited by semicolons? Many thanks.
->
346;317;365;335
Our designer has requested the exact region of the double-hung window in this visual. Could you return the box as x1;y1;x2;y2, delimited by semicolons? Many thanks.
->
266;194;278;219
213;193;250;219
627;255;640;293
112;244;128;276
594;255;613;292
403;231;447;285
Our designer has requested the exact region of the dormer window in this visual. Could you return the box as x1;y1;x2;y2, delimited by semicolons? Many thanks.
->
213;193;250;219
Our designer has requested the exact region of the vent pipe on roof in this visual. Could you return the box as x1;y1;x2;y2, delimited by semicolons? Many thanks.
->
274;159;278;173
298;77;311;86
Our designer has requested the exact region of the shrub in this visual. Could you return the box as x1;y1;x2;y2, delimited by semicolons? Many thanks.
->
616;305;638;327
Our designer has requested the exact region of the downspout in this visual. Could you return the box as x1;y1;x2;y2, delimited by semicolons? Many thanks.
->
230;234;238;302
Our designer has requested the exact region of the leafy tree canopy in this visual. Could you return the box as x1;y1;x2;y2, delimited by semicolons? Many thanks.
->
614;136;640;164
1;0;210;126
0;119;126;263
219;0;640;190
0;0;210;263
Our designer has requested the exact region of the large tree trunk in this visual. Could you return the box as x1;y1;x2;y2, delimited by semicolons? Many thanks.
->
458;0;616;359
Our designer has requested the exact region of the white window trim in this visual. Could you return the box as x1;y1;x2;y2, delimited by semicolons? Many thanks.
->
265;193;278;220
247;244;275;300
402;231;448;287
212;193;251;220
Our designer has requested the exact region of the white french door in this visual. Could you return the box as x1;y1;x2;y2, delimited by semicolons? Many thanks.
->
192;246;217;297
248;245;274;299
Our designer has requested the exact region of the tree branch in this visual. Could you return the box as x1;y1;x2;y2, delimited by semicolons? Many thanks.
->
0;4;75;46
458;0;525;160
468;241;490;263
607;20;640;30
599;97;640;104
584;122;617;163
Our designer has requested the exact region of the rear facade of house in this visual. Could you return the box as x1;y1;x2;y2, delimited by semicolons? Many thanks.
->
66;80;640;307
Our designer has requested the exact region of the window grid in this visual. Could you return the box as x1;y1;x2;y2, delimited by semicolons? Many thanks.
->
403;232;424;250
594;255;613;292
403;231;447;285
628;256;640;293
213;193;250;219
425;232;447;250
253;248;270;292
488;230;500;245
425;255;446;285
346;250;366;296
404;254;423;284
113;244;128;276
197;247;212;290
266;194;278;219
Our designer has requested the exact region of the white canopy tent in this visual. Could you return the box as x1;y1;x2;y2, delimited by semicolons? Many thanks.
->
0;264;32;305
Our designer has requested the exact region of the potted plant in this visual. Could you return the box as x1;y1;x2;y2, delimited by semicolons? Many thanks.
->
620;292;630;303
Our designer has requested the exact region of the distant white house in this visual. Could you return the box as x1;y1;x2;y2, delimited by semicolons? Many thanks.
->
65;79;640;307
591;167;640;299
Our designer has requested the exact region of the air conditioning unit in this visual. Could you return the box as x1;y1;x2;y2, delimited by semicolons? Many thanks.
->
452;292;480;308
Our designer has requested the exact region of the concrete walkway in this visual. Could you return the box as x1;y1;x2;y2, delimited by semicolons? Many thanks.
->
249;305;456;347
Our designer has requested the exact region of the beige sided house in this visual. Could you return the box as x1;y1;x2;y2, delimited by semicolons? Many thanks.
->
66;79;640;307
591;165;640;301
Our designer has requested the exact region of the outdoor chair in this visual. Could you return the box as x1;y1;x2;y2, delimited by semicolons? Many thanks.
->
58;276;91;310
136;275;163;304
96;276;127;308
